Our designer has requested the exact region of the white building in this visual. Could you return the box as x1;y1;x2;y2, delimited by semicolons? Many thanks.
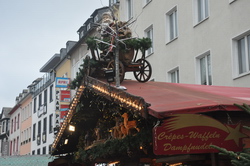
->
31;73;57;155
118;0;250;87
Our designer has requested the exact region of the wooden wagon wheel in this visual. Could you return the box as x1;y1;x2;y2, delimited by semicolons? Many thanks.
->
107;60;125;83
133;59;152;82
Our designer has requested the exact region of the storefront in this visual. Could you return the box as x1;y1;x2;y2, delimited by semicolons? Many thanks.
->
50;76;250;166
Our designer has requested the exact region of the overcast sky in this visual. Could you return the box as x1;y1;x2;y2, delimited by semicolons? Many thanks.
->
0;0;109;112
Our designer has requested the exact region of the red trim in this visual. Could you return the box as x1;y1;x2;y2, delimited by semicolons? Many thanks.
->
9;104;20;115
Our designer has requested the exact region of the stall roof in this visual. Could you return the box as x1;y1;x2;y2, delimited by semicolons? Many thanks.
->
120;80;250;118
0;155;55;166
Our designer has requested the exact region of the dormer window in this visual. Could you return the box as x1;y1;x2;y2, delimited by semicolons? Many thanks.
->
80;31;84;38
110;0;119;5
1;121;6;133
94;15;99;23
87;23;91;31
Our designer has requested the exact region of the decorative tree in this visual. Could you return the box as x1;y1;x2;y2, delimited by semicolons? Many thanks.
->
211;104;250;166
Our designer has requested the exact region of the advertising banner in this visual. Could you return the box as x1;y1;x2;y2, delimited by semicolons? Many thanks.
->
55;77;70;88
153;114;247;155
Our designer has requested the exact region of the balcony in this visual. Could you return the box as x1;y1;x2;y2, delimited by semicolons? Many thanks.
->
33;73;55;96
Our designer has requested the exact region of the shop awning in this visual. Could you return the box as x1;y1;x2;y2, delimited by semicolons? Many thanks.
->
51;77;250;155
120;81;250;118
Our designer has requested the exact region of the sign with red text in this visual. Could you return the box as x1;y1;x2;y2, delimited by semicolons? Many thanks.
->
153;114;247;155
56;77;70;88
60;90;70;124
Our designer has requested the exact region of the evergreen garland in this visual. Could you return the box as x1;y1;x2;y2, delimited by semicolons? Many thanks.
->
211;103;250;166
68;88;157;164
74;128;153;164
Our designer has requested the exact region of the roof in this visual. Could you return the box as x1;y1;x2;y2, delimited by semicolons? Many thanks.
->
40;53;61;72
52;77;250;155
0;155;55;166
1;107;12;119
119;80;250;118
9;104;21;115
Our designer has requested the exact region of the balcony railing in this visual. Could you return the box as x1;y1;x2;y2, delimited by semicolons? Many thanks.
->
33;72;55;96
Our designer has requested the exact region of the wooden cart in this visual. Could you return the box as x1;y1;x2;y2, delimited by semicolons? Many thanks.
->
87;37;152;83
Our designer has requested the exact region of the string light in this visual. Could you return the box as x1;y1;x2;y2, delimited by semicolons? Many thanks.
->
52;84;85;150
52;76;149;151
91;84;145;112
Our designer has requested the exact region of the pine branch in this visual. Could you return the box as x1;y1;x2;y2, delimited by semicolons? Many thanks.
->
234;103;250;114
243;125;250;130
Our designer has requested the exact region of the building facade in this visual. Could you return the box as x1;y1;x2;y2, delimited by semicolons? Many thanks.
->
19;88;33;155
118;0;250;87
0;107;11;156
9;91;26;156
31;72;56;155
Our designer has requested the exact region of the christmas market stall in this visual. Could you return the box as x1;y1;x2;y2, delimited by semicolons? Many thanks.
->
50;76;158;166
50;75;250;166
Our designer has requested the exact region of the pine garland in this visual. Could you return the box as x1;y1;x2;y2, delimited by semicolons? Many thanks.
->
74;129;153;163
210;103;250;166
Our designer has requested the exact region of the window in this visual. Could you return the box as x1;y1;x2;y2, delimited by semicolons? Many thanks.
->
14;117;16;132
43;117;47;143
49;85;53;102
34;98;37;113
32;150;35;155
37;121;41;145
22;130;26;141
10;141;12;155
87;23;91;31
49;114;53;133
44;89;47;105
11;119;13;133
38;94;42;109
29;127;31;141
166;6;178;42
232;32;250;77
196;51;212;85
6;119;9;132
168;67;179;83
126;0;133;20
13;139;16;154
2;121;5;133
43;146;46;154
194;0;209;24
145;25;153;56
33;123;36;141
29;102;32;117
94;15;98;23
17;114;20;129
44;89;47;114
16;136;19;152
37;148;40;155
110;0;119;5
38;121;41;135
238;36;250;74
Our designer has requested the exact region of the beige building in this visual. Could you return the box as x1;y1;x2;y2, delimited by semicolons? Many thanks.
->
19;89;32;155
118;0;250;87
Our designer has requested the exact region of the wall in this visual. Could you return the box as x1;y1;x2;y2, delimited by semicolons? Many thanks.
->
118;0;250;87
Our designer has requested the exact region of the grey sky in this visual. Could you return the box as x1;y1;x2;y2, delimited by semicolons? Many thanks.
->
0;0;109;112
